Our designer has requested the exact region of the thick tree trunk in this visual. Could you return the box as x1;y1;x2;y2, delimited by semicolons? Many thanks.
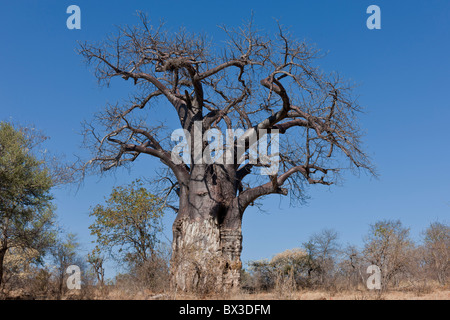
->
170;164;243;293
170;215;242;292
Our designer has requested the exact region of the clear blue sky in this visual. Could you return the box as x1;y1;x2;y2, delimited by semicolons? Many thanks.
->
1;1;449;277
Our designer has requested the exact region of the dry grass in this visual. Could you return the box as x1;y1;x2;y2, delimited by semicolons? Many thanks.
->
3;289;448;300
3;280;448;300
84;287;449;300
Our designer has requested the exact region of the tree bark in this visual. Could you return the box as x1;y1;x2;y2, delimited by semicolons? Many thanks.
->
170;164;243;293
0;247;6;288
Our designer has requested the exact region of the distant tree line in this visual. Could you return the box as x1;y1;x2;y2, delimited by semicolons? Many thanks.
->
243;221;449;294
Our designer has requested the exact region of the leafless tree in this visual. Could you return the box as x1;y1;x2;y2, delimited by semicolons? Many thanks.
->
337;245;366;290
422;222;449;285
302;229;340;287
77;14;374;292
363;220;414;290
50;233;82;299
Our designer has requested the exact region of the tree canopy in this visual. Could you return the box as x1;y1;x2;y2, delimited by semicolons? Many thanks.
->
89;179;165;265
0;121;56;286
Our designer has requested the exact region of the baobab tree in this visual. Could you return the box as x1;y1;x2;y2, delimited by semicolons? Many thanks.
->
78;14;374;292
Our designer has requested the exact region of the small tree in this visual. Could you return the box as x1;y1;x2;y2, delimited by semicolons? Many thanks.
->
302;229;340;287
50;233;82;298
337;245;365;290
89;180;165;272
0;121;57;287
423;222;449;285
87;251;106;289
363;220;414;289
247;259;274;291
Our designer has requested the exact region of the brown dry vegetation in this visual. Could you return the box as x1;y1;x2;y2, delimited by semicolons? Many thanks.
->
1;219;448;301
5;286;446;300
